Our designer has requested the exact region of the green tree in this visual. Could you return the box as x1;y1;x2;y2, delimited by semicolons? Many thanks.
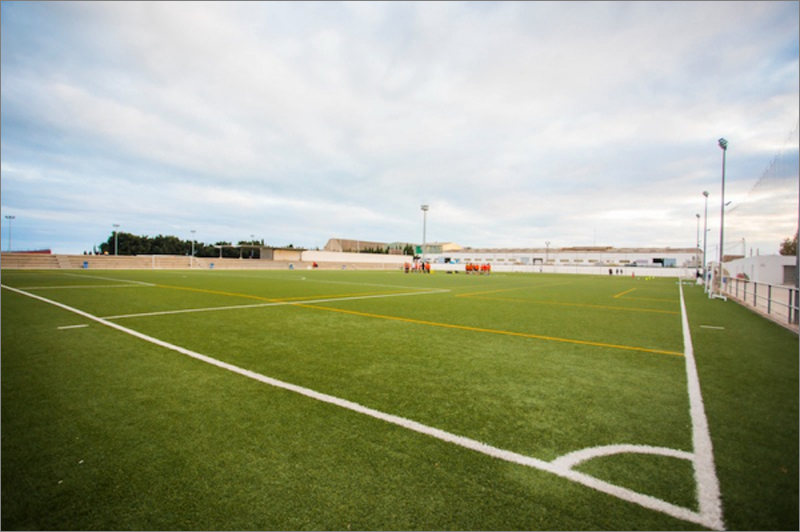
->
97;232;266;258
99;232;147;255
237;240;261;259
779;232;798;256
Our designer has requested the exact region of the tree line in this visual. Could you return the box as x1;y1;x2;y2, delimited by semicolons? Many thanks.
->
353;244;416;255
97;232;266;259
97;232;419;258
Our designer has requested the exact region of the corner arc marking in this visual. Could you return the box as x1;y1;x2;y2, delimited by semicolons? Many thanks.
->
550;444;694;471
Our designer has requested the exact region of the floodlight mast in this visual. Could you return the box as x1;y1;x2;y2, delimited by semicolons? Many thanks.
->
421;205;429;265
5;215;15;252
695;214;700;275
191;229;196;269
717;138;728;297
113;224;120;256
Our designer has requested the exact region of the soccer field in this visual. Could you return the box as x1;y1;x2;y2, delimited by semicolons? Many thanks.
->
2;269;797;530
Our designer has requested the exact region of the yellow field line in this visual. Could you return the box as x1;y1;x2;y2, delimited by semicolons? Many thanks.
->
621;296;676;303
613;288;637;299
460;295;680;315
155;284;421;303
296;303;683;357
457;280;574;298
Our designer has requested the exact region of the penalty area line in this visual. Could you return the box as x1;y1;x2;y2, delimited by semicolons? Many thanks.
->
58;273;155;286
613;288;637;299
101;289;450;320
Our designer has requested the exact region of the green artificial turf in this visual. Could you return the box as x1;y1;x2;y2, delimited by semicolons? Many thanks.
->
1;269;797;530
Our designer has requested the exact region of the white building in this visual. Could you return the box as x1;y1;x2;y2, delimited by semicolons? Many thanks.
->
425;246;701;269
724;255;797;285
311;240;703;277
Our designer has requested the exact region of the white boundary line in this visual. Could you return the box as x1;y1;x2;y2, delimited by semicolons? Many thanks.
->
176;270;441;291
19;284;152;290
101;289;450;320
1;283;721;529
679;282;726;530
57;273;155;286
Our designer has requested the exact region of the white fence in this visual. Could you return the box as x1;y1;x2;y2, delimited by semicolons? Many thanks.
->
722;277;800;330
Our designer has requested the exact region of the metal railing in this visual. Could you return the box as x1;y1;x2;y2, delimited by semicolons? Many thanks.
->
723;277;800;330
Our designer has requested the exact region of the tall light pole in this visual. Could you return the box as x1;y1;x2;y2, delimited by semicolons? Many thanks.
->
796;158;799;324
190;229;196;268
795;169;799;325
420;204;429;265
5;215;15;252
717;138;728;294
702;191;709;292
695;214;700;271
113;224;120;255
545;241;551;264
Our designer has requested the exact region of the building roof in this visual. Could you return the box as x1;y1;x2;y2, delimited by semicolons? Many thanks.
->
325;238;698;255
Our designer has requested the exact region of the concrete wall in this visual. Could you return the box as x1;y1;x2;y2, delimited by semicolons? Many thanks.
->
273;249;303;262
1;251;701;278
301;250;408;265
1;253;290;270
725;255;797;285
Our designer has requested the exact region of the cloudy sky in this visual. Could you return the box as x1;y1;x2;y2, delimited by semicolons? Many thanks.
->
2;1;798;256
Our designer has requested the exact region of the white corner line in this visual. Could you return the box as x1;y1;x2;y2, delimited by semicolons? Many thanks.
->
679;282;726;530
2;283;716;529
57;324;90;330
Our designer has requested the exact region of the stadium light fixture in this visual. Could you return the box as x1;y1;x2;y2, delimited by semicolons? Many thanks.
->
695;214;700;272
717;138;728;296
113;223;120;256
5;215;15;252
421;205;429;264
